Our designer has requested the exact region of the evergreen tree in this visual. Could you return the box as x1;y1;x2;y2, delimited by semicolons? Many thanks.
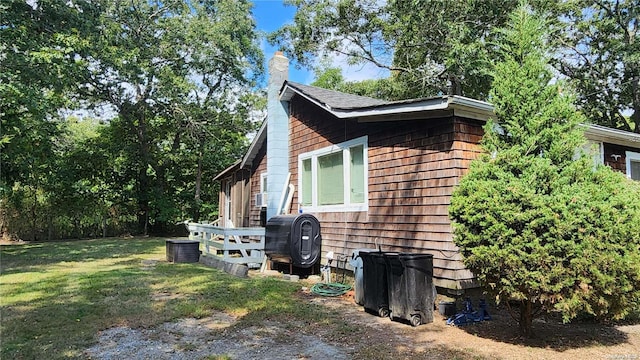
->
449;4;640;337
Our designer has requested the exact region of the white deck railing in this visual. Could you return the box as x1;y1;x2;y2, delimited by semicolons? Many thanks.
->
187;222;265;265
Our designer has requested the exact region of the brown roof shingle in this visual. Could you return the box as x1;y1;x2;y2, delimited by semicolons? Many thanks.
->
284;81;390;110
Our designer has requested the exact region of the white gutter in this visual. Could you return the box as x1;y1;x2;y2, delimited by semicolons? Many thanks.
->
330;97;450;119
281;82;640;148
448;96;495;113
280;83;495;122
582;124;640;148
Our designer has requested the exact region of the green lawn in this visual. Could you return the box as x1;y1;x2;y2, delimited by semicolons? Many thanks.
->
0;237;329;359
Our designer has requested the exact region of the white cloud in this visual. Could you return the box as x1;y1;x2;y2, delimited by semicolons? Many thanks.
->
310;30;393;84
319;52;390;83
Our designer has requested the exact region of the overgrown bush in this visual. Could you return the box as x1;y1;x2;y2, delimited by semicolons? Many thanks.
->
449;4;640;337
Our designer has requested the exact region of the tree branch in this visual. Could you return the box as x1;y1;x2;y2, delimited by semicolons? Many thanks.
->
593;0;631;43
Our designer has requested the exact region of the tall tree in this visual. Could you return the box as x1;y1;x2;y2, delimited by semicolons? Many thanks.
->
270;0;518;100
46;117;115;239
79;0;263;233
1;0;264;240
0;0;99;239
450;4;640;337
550;0;639;133
273;0;639;133
310;59;404;99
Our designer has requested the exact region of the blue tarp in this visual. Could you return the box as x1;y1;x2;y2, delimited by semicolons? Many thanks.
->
446;298;492;326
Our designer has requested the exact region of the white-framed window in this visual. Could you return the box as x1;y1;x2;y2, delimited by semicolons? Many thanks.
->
260;172;267;193
626;151;640;181
298;136;368;212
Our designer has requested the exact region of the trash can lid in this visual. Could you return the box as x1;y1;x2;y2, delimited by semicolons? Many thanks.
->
349;249;377;267
351;248;377;259
399;253;434;260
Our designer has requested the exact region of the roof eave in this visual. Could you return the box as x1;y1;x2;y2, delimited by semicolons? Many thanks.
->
335;96;495;122
281;83;495;122
448;96;495;120
213;160;241;181
240;118;267;169
582;124;640;148
280;82;332;111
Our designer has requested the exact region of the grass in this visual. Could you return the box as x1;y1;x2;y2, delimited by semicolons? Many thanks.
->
0;237;329;359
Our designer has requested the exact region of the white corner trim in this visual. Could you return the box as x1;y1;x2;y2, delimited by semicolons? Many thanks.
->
626;151;640;179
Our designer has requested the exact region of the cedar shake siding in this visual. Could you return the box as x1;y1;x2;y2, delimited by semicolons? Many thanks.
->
603;143;638;174
218;168;251;228
582;123;640;179
248;144;267;227
288;94;484;289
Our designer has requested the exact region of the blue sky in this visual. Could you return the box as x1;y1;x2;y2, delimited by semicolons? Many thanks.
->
252;0;313;85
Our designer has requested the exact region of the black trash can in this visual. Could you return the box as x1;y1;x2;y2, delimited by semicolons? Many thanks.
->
166;240;201;263
360;251;396;317
349;249;375;306
385;253;434;326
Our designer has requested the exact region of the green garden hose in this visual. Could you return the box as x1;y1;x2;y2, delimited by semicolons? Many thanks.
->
311;282;352;297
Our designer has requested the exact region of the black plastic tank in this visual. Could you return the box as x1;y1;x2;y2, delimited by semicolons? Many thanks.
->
265;213;321;268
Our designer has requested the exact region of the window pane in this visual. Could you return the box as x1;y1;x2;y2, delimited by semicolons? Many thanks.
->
631;160;640;181
318;152;344;205
302;159;312;205
350;145;365;203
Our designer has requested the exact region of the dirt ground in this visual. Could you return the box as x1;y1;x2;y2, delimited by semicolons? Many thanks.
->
85;275;640;360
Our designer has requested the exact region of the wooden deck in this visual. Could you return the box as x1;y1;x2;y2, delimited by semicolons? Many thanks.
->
187;223;265;265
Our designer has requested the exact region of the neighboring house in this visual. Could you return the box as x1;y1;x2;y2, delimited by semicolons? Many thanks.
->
215;52;640;291
582;124;640;180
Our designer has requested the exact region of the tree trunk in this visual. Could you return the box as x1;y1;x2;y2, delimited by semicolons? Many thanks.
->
31;188;37;241
193;138;204;223
76;217;82;239
47;214;53;241
123;102;152;236
0;202;7;240
138;166;150;236
102;215;107;238
519;300;533;338
447;74;462;96
144;211;148;236
631;75;639;134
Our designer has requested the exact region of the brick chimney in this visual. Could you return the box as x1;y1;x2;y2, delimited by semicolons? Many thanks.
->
266;52;289;219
